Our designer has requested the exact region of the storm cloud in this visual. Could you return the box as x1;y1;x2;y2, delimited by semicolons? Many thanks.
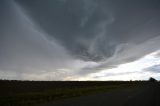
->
0;0;160;80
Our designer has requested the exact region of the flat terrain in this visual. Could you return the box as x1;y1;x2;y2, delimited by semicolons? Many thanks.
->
0;80;159;106
39;82;160;106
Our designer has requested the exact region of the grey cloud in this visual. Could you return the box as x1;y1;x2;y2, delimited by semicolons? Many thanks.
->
1;0;160;80
77;36;160;75
154;51;160;57
0;0;75;80
15;0;116;61
144;65;160;73
15;0;160;62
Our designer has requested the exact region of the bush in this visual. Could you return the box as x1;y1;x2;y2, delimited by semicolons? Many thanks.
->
149;77;157;82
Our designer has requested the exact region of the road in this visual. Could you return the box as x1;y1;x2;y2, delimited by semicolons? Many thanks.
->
38;82;160;106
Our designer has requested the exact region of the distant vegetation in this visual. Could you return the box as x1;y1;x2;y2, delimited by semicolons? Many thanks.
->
0;80;149;106
149;77;157;82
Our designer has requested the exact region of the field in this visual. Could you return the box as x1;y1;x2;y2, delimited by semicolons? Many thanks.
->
0;80;146;106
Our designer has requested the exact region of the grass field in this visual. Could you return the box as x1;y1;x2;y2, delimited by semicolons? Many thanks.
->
0;80;146;106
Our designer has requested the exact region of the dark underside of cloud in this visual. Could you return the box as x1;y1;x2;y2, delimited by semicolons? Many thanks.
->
0;0;160;80
15;0;160;61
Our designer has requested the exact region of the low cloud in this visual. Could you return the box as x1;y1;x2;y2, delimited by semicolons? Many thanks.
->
144;65;160;73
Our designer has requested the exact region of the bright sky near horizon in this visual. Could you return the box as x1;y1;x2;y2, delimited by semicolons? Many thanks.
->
73;50;160;81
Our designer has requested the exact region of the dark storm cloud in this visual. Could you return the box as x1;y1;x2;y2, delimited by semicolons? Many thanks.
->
0;0;76;80
15;0;160;61
1;0;160;80
15;0;116;61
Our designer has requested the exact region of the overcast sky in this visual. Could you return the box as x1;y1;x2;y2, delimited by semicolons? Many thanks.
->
0;0;160;80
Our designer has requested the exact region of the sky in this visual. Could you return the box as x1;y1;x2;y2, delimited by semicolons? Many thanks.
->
0;0;160;81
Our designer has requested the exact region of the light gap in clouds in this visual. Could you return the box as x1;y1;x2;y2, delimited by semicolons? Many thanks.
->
72;50;160;81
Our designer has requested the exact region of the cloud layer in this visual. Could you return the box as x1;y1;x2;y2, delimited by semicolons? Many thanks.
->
0;0;160;80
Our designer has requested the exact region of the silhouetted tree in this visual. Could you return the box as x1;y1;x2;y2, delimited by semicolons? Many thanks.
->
149;77;157;82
